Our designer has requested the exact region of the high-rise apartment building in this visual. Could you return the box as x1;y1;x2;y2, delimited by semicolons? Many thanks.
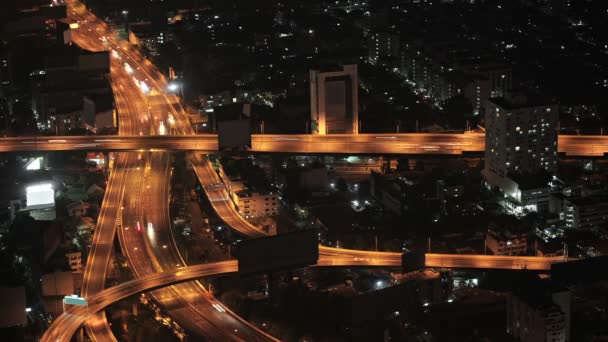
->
368;31;400;65
310;65;358;135
482;93;559;208
484;94;558;179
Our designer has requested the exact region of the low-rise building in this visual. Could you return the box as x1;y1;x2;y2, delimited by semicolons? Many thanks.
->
507;290;570;342
31;45;111;133
219;157;279;220
65;251;83;272
278;165;330;199
436;178;466;215
486;216;529;256
390;269;451;305
485;171;570;215
82;93;116;132
563;194;608;231
370;171;408;216
436;179;465;199
234;188;279;219
486;229;528;256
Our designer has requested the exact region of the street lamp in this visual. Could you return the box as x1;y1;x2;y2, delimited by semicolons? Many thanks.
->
167;82;179;92
167;81;183;98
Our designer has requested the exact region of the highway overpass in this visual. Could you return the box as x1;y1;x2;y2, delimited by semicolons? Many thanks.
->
37;1;590;341
1;133;608;156
42;252;568;342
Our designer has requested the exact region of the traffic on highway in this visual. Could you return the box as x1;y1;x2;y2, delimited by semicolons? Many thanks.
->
37;1;586;342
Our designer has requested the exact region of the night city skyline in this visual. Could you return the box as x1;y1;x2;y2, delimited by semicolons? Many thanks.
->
0;0;607;341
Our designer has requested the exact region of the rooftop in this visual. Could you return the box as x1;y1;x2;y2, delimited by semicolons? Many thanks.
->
489;92;555;110
488;215;530;236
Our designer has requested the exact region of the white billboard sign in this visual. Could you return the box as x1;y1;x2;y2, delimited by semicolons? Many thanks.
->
26;183;55;209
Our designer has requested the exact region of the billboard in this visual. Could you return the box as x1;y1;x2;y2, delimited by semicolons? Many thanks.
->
26;183;55;209
25;157;42;170
236;230;319;274
217;119;251;150
63;295;88;306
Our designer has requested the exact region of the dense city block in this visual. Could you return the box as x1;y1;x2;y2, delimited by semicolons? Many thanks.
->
0;0;607;341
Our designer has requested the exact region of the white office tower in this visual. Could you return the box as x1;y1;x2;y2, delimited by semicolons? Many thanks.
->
310;64;358;135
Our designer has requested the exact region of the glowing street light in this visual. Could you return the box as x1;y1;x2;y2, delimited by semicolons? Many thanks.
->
167;82;179;92
159;121;166;135
167;81;183;98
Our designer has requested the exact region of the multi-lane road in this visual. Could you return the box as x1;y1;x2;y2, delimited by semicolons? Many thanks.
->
80;153;129;342
41;250;568;342
39;1;582;342
2;133;608;156
117;152;276;341
67;1;216;341
66;1;278;340
0;135;218;152
71;2;152;340
41;260;240;342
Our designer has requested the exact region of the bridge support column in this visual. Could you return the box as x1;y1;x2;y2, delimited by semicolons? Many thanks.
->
76;327;83;342
104;152;110;173
380;156;391;173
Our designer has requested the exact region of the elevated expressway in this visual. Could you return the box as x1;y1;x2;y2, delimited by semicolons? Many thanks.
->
2;134;608;157
67;1;278;341
192;153;568;273
73;5;153;341
42;250;568;342
41;1;579;342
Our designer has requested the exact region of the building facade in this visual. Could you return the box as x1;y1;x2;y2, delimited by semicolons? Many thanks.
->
564;195;608;231
234;190;279;219
310;64;358;134
484;94;559;178
65;252;83;272
368;31;400;65
483;94;559;206
507;292;569;342
486;229;528;256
